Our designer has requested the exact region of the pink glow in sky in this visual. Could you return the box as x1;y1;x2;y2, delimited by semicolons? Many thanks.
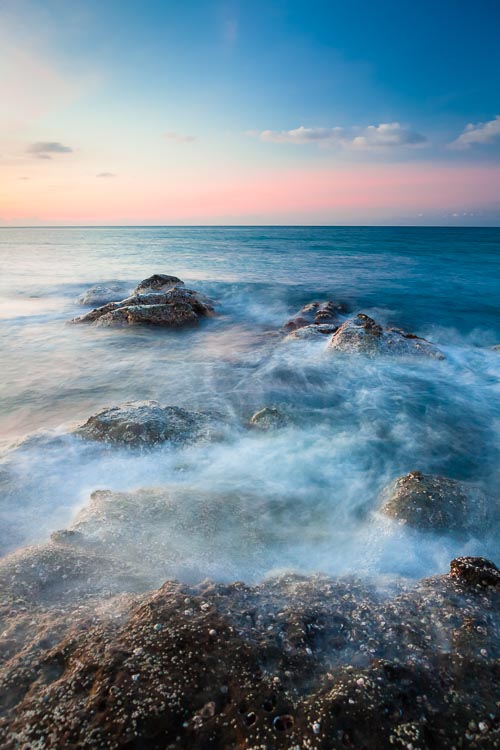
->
1;1;500;225
2;163;500;225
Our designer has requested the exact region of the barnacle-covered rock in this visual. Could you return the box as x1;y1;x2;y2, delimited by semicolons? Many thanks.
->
133;273;184;294
72;286;214;328
379;471;494;532
74;400;219;446
326;313;444;358
0;554;498;750
284;300;344;334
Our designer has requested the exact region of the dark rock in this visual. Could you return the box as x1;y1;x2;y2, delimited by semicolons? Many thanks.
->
249;406;290;430
379;471;494;532
0;557;498;749
72;287;214;328
327;313;445;359
74;400;219;447
133;273;184;294
450;557;500;588
95;302;199;327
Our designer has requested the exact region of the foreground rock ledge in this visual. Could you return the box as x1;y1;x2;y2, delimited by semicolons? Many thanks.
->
0;548;498;750
327;313;445;358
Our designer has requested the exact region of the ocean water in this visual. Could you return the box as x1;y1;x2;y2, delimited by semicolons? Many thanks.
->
0;226;499;583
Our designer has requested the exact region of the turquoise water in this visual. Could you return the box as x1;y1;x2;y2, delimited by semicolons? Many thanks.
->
0;227;499;581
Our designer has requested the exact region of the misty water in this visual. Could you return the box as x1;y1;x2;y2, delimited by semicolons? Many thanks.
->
0;226;499;584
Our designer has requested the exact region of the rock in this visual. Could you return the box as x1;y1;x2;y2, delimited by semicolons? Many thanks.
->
74;400;219;446
95;302;200;327
249;406;290;430
59;486;282;584
72;287;214;328
76;284;130;307
0;557;498;749
326;313;445;359
284;300;344;333
379;471;494;532
450;556;500;588
492;344;500;351
285;323;338;340
0;542;146;609
133;273;184;294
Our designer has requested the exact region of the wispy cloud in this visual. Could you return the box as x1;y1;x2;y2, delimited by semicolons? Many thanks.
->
164;131;196;143
96;172;116;178
27;141;73;159
253;122;427;151
449;115;500;150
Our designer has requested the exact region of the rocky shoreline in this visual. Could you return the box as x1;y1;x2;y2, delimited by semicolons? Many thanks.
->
1;273;498;748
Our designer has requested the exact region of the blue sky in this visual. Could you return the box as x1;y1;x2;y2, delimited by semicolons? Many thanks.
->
1;0;500;224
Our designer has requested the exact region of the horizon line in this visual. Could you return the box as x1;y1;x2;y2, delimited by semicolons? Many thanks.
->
1;224;499;230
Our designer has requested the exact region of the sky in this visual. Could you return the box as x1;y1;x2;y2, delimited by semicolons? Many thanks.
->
1;0;500;226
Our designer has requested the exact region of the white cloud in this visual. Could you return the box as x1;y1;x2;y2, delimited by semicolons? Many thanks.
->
164;131;196;143
449;115;500;150
348;123;426;150
254;123;427;150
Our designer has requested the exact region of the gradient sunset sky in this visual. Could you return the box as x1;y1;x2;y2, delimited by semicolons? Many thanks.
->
2;0;500;226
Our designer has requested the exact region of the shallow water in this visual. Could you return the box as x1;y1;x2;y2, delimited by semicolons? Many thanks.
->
0;226;499;582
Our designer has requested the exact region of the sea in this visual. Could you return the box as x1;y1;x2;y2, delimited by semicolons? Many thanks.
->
0;226;498;583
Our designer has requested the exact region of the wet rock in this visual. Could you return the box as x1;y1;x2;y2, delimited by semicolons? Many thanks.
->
379;471;494;532
284;300;344;333
0;560;498;749
327;313;445;359
249;406;290;430
72;287;214;328
74;400;219;446
450;556;500;588
0;542;146;610
133;273;184;294
76;284;130;307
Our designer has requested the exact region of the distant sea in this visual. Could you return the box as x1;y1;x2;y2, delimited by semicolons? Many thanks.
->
0;226;499;581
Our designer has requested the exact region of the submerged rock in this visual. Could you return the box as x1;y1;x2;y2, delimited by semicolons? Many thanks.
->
133;273;184;294
72;286;214;328
249;406;290;430
76;284;130;307
326;313;445;359
74;400;219;446
284;300;343;334
285;322;338;340
379;471;494;532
